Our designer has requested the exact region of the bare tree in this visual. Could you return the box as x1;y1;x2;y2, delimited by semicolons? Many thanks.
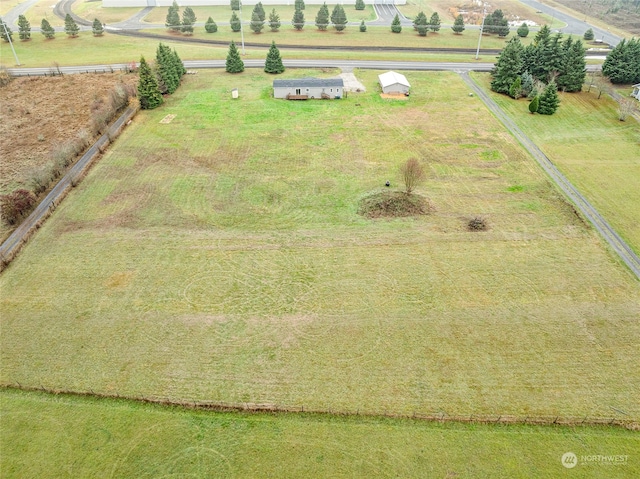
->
400;158;426;194
588;71;609;99
618;98;637;121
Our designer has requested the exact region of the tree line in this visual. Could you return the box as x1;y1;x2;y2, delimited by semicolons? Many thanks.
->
138;43;186;110
0;14;106;41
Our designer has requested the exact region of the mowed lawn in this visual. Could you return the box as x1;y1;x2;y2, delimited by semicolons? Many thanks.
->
2;389;639;479
472;73;640;255
1;70;639;421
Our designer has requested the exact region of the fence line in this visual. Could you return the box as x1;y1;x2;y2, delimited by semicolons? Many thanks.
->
3;383;637;431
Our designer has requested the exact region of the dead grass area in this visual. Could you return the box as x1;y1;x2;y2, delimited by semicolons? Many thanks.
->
552;0;640;34
380;93;410;100
358;190;433;218
0;73;137;194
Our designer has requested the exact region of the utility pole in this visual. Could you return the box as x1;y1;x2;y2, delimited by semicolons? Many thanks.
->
475;5;487;60
239;1;245;55
1;18;21;65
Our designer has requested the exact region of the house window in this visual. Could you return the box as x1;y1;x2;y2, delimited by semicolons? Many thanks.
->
306;88;309;92
296;88;301;95
330;89;333;92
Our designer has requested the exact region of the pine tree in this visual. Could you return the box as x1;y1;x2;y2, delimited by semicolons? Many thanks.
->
230;0;240;11
40;19;55;39
64;14;79;37
330;4;347;32
429;12;441;32
0;17;12;42
292;7;305;31
250;10;265;33
451;14;464;34
173;48;186;77
254;2;266;22
528;95;539;114
602;38;640;84
205;17;218;33
355;0;365;10
517;22;529;38
557;37;586;92
269;9;280;31
295;0;305;10
414;12;428;36
226;40;244;73
360;20;366;32
138;56;163;110
509;76;522;99
156;43;179;94
17;15;30;40
496;18;509;37
92;18;103;36
391;14;402;33
230;11;241;32
166;1;181;32
264;41;284;74
182;7;196;34
521;71;535;97
538;81;560;115
315;2;329;31
491;36;524;94
583;28;594;41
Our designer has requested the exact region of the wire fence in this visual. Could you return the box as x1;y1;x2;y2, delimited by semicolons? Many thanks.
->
4;383;637;431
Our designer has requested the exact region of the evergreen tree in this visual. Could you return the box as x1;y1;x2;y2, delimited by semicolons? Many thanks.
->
528;25;552;81
583;28;594;41
156;43;179;94
355;0;365;10
517;22;529;38
295;0;305;10
292;7;305;31
230;0;240;11
537;81;559;114
391;13;402;33
18;15;30;40
250;10;265;33
182;7;196;33
414;12;428;36
429;12;441;32
40;19;55;39
496;18;509;37
491;37;524;94
92;18;103;36
230;11;241;32
268;9;280;31
509;76;522;99
166;1;181;32
138;56;163;110
226;40;244;73
173;48;186;77
205;17;218;33
360;20;366;32
0;17;12;42
254;2;266;22
64;14;79;37
521;71;535;97
330;4;347;32
557;37;586;92
528;95;539;113
264;41;284;74
451;14;464;34
602;38;640;84
315;3;329;31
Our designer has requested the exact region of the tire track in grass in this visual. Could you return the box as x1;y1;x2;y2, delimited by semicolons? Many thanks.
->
459;72;640;280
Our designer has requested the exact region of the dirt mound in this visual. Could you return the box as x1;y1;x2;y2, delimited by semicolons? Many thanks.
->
358;190;432;218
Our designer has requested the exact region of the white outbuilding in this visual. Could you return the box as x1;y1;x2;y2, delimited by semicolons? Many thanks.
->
378;71;411;95
632;84;640;101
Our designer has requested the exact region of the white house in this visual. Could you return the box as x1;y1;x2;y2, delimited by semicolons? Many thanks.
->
378;71;411;95
273;77;344;100
632;84;640;101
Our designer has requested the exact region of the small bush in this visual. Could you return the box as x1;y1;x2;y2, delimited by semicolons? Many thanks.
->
0;67;12;87
467;216;488;231
0;189;36;225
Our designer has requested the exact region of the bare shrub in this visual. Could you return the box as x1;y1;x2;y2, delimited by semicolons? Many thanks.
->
0;67;12;87
400;158;426;194
0;189;37;225
618;98;636;121
468;216;488;231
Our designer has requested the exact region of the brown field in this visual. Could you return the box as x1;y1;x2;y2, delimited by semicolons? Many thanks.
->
552;0;640;34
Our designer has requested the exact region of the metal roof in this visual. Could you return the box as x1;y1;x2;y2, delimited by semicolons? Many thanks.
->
273;77;344;88
378;71;411;88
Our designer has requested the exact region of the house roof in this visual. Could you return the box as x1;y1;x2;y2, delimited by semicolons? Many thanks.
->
378;71;411;88
273;77;344;88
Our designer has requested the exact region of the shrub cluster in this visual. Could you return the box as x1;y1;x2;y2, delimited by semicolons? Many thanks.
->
0;190;36;225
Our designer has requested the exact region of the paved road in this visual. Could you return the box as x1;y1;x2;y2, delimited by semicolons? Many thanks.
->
460;71;640;279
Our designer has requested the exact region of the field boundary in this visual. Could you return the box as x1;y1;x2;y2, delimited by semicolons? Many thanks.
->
3;384;637;430
0;106;139;272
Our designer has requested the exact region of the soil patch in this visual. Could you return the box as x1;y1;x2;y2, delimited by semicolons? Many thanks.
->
358;190;433;218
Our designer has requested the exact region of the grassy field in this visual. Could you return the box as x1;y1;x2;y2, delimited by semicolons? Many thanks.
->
71;1;142;25
471;73;640;256
23;0;63;27
1;70;639;422
2;388;638;478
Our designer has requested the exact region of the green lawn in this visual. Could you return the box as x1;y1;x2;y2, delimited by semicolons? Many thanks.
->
2;388;638;478
471;73;640;255
2;70;639;422
72;1;142;25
